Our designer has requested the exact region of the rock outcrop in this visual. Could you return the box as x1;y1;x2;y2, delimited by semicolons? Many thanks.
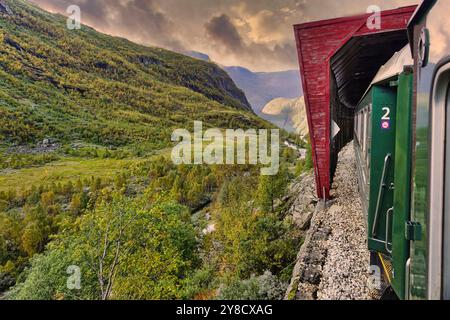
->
0;1;12;15
8;138;60;155
261;97;309;136
284;172;317;230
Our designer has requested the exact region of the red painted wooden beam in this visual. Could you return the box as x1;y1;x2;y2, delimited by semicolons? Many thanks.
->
293;5;417;200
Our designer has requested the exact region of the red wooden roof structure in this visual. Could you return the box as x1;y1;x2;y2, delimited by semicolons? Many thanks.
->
294;5;417;200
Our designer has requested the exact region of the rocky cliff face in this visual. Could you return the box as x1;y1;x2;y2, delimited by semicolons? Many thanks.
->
0;1;12;15
224;66;303;115
205;66;253;112
262;97;309;136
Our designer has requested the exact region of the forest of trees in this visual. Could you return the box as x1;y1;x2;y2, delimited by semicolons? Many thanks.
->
0;148;312;300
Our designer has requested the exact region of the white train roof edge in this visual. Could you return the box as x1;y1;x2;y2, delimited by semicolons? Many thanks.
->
359;45;413;105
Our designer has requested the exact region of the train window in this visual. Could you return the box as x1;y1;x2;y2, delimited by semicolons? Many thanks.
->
428;62;450;300
362;110;365;152
363;109;368;154
360;112;362;148
365;109;370;161
359;112;362;144
357;112;360;144
362;111;365;143
361;110;365;149
361;111;364;146
357;113;359;143
356;112;360;144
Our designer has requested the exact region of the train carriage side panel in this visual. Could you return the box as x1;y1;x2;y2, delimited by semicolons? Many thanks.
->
408;0;450;300
409;5;431;301
392;69;414;300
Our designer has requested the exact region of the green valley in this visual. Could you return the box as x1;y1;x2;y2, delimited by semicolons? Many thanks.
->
0;0;309;300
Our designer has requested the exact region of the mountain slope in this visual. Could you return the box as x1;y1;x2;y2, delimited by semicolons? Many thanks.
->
0;0;261;152
262;97;308;137
0;0;301;300
224;66;303;115
181;51;304;119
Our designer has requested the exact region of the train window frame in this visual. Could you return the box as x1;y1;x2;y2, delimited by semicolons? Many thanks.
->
358;111;362;145
365;107;371;166
360;111;363;145
358;112;361;146
428;61;450;300
363;109;367;154
444;82;450;300
357;112;360;144
357;112;360;145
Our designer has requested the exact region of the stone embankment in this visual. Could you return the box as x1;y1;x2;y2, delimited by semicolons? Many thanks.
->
286;143;372;300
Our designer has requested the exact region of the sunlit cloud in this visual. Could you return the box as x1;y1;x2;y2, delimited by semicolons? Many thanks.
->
30;0;422;72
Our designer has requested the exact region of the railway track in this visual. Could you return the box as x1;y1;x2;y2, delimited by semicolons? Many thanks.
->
287;143;375;300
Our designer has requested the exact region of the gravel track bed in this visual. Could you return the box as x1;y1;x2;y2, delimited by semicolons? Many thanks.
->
287;142;372;300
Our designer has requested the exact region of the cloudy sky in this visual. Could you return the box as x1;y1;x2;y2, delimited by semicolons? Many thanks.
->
30;0;419;72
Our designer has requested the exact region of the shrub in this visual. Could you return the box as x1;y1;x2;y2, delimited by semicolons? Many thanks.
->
217;271;287;300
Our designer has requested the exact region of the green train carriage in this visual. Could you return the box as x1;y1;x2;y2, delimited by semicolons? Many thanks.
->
356;0;450;300
355;45;414;299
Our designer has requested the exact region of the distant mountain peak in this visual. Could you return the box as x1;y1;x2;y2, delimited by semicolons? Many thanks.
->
261;97;308;136
180;50;305;124
224;67;303;115
182;51;211;62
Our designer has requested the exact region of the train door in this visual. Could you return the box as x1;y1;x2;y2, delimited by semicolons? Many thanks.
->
367;85;397;255
392;70;414;299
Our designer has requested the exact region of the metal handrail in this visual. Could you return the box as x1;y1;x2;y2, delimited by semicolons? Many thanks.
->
372;154;392;237
405;258;411;300
385;207;394;254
